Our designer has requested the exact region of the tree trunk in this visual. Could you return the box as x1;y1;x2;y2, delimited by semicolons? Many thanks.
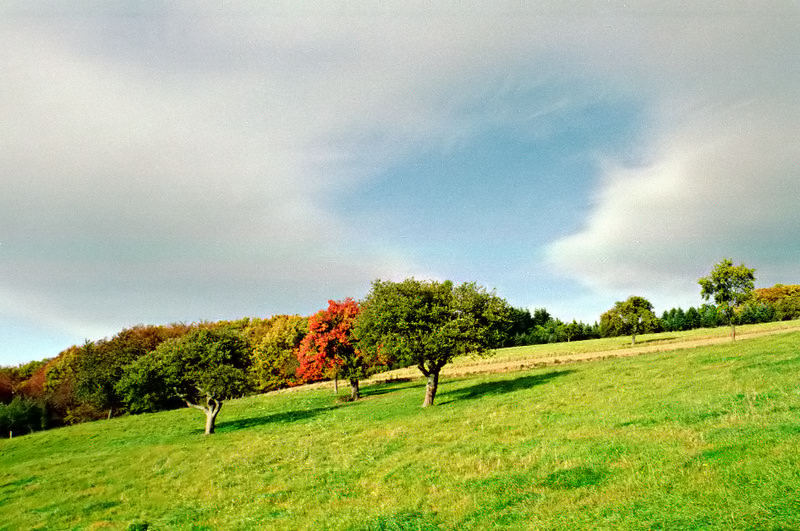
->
349;377;360;400
204;403;221;435
422;371;440;407
107;407;113;420
184;394;223;435
631;333;636;346
333;370;339;395
731;323;736;341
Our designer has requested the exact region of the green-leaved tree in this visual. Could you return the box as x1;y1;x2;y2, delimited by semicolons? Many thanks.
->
698;258;756;341
354;279;510;407
600;296;659;345
118;328;251;434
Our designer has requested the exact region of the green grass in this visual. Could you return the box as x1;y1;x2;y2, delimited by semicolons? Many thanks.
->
470;318;800;362
2;329;800;529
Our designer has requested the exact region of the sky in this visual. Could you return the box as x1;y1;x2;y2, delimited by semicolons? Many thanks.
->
1;2;798;366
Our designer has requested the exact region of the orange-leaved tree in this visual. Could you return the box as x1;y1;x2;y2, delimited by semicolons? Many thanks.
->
296;298;366;400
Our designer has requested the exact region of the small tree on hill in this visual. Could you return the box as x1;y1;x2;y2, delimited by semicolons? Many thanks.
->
118;328;251;435
355;279;510;407
296;298;365;400
698;258;756;341
600;296;659;345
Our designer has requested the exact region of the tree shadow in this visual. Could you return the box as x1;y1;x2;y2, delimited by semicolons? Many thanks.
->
214;406;337;433
630;336;677;345
360;379;426;398
438;370;574;405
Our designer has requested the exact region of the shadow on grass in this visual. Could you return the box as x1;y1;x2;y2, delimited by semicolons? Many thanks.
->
360;379;426;398
215;406;338;433
629;336;678;345
438;370;574;404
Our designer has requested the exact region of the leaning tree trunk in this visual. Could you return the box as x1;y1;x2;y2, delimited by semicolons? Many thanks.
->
422;370;440;407
349;377;360;400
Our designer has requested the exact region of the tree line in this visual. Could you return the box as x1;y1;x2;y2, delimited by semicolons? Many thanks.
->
1;280;514;435
2;260;798;437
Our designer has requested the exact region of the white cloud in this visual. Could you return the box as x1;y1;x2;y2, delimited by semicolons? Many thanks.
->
545;5;800;310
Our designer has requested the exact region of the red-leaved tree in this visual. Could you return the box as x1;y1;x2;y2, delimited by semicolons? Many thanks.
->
296;298;365;400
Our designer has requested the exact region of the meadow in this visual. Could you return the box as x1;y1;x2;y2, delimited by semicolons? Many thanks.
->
2;327;800;529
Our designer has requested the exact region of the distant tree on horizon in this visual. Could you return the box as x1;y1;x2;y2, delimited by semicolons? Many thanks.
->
699;258;756;341
601;296;659;345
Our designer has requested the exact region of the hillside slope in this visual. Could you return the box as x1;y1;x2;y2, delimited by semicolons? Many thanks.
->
2;330;800;529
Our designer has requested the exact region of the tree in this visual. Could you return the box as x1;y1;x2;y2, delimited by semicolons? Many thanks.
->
753;284;800;304
118;328;250;435
0;370;13;404
501;307;535;347
754;284;800;321
73;325;190;419
248;315;308;392
355;279;510;407
699;303;720;328
563;320;582;342
698;259;756;341
774;296;800;321
532;308;552;327
684;307;700;330
600;296;659;345
73;340;119;419
539;319;565;344
0;396;47;438
296;299;365;400
674;307;687;331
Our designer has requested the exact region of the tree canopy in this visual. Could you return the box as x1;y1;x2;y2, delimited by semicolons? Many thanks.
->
600;296;659;345
117;328;251;434
297;298;367;400
355;279;510;406
698;259;756;340
249;315;308;392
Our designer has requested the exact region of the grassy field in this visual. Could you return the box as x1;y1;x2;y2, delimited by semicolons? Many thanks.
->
2;327;800;529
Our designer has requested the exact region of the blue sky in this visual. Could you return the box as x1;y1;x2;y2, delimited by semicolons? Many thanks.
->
1;3;798;365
